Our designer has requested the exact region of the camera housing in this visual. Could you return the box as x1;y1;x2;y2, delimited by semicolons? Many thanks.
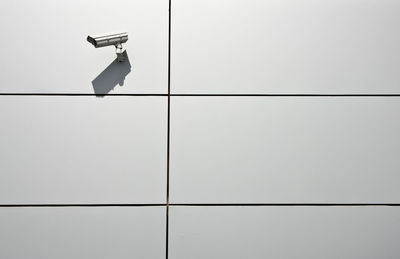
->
87;32;128;48
87;32;128;62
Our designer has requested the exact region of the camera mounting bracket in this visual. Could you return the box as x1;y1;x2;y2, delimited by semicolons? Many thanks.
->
115;43;126;62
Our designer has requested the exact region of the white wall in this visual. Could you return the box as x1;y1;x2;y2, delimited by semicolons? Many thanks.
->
0;0;399;258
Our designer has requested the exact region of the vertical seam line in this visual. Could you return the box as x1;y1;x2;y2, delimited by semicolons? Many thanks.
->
166;0;172;258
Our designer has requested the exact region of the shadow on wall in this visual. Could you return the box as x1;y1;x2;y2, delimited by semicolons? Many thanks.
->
92;50;131;97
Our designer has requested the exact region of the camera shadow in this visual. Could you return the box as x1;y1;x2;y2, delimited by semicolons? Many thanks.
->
92;50;131;97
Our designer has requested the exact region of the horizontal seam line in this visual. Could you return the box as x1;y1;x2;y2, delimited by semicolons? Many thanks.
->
0;93;168;96
0;204;166;207
171;94;400;97
169;203;400;206
1;203;400;207
1;94;400;97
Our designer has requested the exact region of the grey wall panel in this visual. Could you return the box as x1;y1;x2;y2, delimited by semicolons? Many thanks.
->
172;0;400;94
0;0;168;94
0;207;165;259
170;97;400;203
0;96;166;204
169;206;400;259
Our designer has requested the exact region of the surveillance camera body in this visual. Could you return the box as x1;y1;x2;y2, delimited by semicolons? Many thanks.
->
87;32;128;62
87;32;128;48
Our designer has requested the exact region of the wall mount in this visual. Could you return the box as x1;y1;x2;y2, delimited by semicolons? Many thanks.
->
87;32;128;62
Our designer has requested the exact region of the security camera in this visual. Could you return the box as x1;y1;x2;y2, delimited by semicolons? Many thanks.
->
87;32;128;62
87;32;128;48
